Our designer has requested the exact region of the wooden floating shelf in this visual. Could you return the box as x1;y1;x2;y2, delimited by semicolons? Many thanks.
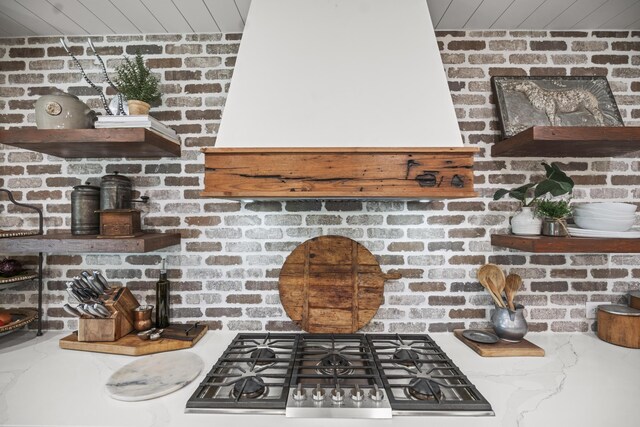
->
491;234;640;253
0;128;180;158
0;233;181;254
491;126;640;157
202;147;479;199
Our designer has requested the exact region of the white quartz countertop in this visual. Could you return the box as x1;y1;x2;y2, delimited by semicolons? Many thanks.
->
1;330;638;427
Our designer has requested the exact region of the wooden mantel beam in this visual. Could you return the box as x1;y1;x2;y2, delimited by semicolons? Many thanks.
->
202;147;479;199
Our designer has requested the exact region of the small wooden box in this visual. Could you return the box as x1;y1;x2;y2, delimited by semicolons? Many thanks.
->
98;209;141;238
77;287;140;342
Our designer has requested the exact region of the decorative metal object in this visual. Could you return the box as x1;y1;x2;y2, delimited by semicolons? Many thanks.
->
60;37;126;115
492;76;624;138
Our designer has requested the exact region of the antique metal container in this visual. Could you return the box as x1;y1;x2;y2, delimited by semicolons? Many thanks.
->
71;182;100;235
100;172;132;210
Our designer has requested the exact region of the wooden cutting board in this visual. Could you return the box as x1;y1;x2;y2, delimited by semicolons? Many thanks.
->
279;235;401;333
59;324;208;356
454;329;545;357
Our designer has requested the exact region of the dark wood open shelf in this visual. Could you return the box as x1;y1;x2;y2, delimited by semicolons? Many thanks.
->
491;233;640;253
0;233;181;254
491;126;640;157
0;128;180;158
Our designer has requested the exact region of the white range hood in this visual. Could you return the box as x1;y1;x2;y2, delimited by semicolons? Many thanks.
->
217;0;462;148
203;0;477;199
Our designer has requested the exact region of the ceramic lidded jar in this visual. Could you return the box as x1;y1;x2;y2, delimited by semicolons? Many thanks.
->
35;92;96;129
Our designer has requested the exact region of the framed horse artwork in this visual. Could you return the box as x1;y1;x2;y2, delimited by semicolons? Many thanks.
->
491;76;624;139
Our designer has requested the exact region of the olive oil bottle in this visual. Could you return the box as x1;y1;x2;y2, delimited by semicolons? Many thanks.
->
155;258;170;328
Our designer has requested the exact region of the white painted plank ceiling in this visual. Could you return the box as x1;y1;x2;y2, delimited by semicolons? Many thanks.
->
0;0;638;37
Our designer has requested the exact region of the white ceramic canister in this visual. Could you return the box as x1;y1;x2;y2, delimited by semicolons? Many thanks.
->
510;207;542;236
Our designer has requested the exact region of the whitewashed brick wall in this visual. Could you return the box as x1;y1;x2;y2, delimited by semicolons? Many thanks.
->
1;30;639;333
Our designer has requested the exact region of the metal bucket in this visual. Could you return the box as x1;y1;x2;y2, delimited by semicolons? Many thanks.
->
71;182;100;235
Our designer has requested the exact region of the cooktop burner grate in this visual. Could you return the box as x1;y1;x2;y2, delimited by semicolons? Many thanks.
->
186;333;299;412
186;332;493;416
367;334;493;414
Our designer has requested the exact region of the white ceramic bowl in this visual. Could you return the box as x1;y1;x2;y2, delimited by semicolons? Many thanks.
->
574;215;636;232
573;208;636;220
573;202;637;215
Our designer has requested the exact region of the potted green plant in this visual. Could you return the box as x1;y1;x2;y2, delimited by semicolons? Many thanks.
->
535;199;572;236
493;162;574;236
114;52;162;115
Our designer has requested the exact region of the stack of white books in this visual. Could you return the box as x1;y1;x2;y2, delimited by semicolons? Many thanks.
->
95;115;180;144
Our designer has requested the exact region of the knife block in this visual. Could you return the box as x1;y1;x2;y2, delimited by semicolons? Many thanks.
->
77;287;140;342
78;310;129;342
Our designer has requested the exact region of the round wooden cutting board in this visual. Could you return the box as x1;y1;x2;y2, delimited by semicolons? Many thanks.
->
279;235;401;333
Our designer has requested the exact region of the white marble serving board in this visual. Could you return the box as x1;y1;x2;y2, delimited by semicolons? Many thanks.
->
106;352;204;401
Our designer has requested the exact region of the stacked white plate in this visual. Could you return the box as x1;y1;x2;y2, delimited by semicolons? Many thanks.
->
572;202;638;234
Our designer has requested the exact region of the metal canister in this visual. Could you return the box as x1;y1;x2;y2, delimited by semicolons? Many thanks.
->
71;182;100;235
100;171;132;210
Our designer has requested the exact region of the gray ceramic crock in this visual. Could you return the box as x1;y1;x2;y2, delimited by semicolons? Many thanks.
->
35;92;96;129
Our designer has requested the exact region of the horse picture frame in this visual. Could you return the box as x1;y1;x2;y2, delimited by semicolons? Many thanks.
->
491;76;624;139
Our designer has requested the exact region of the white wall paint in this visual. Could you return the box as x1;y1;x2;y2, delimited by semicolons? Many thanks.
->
216;0;463;148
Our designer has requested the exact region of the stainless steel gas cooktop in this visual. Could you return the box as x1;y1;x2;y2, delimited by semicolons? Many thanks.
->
186;333;493;418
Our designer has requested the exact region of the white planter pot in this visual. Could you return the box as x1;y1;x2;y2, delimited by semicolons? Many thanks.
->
510;207;542;236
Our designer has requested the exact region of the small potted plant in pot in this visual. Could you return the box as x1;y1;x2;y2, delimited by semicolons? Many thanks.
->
114;52;162;115
535;199;572;236
493;162;574;236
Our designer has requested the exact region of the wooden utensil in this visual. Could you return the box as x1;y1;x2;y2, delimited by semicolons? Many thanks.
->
505;273;523;311
478;264;506;308
279;235;401;333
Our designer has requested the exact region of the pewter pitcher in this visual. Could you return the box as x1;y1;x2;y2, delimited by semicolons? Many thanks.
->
491;305;528;342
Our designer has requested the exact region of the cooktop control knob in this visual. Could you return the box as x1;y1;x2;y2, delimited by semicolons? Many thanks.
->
312;384;325;401
331;385;345;402
292;384;306;401
350;384;364;402
370;384;384;401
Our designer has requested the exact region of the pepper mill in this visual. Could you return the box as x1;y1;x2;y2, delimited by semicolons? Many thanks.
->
155;258;170;328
